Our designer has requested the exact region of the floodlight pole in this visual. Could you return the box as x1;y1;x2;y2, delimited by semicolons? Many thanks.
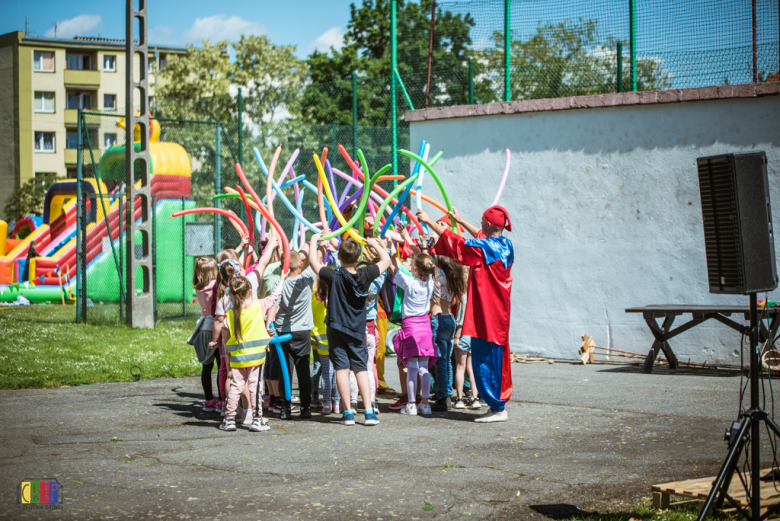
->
352;71;358;159
504;0;511;101
125;0;154;328
391;0;398;184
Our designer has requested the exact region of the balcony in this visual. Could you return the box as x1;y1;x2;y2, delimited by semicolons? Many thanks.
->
64;109;78;126
64;69;100;89
64;149;78;165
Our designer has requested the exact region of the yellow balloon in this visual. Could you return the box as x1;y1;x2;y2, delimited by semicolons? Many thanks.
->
313;154;366;245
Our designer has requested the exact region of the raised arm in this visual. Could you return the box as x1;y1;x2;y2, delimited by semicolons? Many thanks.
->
365;237;391;275
416;210;447;237
449;208;480;238
251;231;279;279
308;233;324;275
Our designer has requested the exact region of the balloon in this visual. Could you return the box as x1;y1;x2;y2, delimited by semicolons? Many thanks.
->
373;173;420;238
266;145;282;219
313;154;367;245
235;185;254;270
322;155;392;241
379;176;416;238
234;162;291;274
170;208;248;239
398;148;458;233
492;148;511;206
380;141;428;238
415;143;431;212
269;325;293;402
337;144;426;236
252;147;321;233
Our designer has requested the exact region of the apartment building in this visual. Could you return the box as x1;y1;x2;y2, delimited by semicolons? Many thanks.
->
0;31;186;218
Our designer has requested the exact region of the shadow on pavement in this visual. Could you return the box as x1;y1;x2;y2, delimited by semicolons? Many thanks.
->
530;503;600;519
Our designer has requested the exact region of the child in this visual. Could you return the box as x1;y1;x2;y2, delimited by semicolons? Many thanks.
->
192;257;220;411
429;255;467;411
215;274;285;432
308;234;391;426
453;269;482;409
389;251;438;416
212;233;279;422
360;252;388;412
266;245;317;419
311;273;343;414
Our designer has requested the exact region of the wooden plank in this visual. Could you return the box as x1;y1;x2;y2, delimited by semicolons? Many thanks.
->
653;470;780;510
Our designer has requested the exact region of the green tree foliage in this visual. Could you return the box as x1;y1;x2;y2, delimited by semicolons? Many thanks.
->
4;173;57;222
300;0;475;126
473;20;671;103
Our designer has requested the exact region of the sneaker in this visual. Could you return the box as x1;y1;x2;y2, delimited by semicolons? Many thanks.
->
202;399;218;412
311;398;322;409
388;396;408;410
292;396;300;404
351;402;358;412
364;409;380;426
400;403;417;416
249;418;270;432
219;418;236;431
322;402;333;414
372;401;380;415
333;401;342;414
300;407;312;419
431;397;451;412
339;410;356;426
242;412;254;426
419;403;432;415
453;399;467;409
474;410;508;423
470;398;483;409
290;405;301;414
215;401;223;413
279;408;293;420
271;398;282;414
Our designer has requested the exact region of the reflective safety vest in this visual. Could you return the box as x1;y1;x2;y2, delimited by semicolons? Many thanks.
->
226;300;271;368
310;293;329;356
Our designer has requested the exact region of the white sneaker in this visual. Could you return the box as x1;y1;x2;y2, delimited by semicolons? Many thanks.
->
249;418;270;432
400;403;417;416
419;403;432;415
219;418;236;431
470;398;483;409
474;410;508;423
453;399;467;409
322;402;333;414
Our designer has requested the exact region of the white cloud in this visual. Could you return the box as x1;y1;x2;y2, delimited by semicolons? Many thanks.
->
180;15;267;44
307;26;344;55
44;14;101;39
149;26;174;44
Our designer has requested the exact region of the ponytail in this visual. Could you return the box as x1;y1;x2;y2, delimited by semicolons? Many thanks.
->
228;276;252;342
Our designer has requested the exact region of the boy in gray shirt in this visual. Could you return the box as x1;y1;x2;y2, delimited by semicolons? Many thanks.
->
266;244;317;419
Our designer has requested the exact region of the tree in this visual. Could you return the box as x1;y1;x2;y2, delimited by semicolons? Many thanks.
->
4;173;57;222
473;20;672;103
300;0;475;126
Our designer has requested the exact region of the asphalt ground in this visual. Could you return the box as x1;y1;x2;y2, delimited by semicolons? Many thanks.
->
3;360;780;520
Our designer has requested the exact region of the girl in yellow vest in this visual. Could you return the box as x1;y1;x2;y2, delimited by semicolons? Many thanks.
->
217;274;285;432
311;277;343;414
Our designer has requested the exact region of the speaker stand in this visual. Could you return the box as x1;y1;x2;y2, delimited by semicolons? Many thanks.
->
698;293;780;521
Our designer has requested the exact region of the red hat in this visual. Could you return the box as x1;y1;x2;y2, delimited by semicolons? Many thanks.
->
437;214;451;224
483;205;512;231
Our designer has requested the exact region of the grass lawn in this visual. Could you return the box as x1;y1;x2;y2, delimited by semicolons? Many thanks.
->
0;304;200;389
562;501;739;520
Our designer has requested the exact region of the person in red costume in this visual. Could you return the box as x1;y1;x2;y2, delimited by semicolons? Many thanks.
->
416;206;514;423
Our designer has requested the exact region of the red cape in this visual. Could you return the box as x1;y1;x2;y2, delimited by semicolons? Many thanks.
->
431;229;512;345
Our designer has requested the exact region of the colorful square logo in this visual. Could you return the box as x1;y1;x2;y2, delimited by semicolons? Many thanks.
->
18;480;63;509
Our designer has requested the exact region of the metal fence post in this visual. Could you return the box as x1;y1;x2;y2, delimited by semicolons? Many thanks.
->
215;122;221;252
504;0;511;102
119;191;124;323
629;0;637;92
352;71;358;159
391;0;398;183
182;196;186;319
238;87;243;167
76;109;83;322
617;42;623;93
468;58;474;104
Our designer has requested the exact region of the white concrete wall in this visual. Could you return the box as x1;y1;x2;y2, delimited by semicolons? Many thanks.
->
410;96;780;363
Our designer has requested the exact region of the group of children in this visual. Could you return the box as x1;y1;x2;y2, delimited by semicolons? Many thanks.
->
189;215;482;429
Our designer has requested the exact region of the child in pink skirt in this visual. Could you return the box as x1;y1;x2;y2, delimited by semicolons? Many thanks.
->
389;250;438;416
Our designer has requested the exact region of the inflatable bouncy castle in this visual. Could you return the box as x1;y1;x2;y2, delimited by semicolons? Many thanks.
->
0;115;196;304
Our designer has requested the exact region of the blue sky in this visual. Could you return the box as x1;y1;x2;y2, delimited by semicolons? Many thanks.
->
1;0;363;58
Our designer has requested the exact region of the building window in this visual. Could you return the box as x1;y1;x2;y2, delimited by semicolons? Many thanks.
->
147;57;155;73
34;132;55;153
66;53;91;70
103;93;116;111
103;54;116;72
104;133;118;149
66;131;78;149
67;168;77;179
33;51;54;72
66;92;92;110
34;91;55;113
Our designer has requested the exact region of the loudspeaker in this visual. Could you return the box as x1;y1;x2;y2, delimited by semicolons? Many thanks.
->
697;151;778;294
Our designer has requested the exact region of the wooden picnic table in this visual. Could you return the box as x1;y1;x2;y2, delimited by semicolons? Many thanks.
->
625;305;780;373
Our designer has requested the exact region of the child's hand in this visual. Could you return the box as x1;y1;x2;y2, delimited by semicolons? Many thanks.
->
416;210;431;225
279;272;289;283
365;237;379;249
208;341;217;349
267;326;276;337
311;233;322;244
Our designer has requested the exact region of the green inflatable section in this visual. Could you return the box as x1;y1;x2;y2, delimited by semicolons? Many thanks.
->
0;284;73;303
85;199;196;303
98;143;153;182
